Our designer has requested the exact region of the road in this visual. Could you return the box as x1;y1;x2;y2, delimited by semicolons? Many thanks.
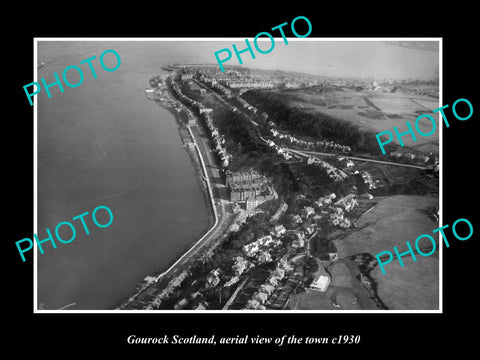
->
151;124;231;283
286;149;429;170
194;77;429;171
117;84;234;309
192;78;259;127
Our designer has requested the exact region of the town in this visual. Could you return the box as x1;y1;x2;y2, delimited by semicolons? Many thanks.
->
119;62;439;311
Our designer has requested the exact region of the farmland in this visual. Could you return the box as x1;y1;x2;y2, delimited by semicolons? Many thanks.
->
253;86;440;154
333;195;439;310
371;254;439;310
333;195;439;257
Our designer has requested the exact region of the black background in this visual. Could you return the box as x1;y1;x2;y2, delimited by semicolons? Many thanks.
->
5;4;478;355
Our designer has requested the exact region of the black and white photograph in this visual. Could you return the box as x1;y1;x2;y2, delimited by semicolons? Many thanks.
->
34;39;441;312
6;6;478;355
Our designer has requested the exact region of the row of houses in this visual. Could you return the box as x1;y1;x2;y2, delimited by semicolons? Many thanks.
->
145;270;190;310
264;138;294;160
245;258;293;310
171;75;233;169
243;235;282;260
208;118;232;168
334;194;358;213
330;208;352;229
390;151;437;164
314;193;337;208
358;170;379;190
270;128;351;153
226;169;262;184
196;73;234;98
235;96;258;114
222;79;276;89
307;156;349;182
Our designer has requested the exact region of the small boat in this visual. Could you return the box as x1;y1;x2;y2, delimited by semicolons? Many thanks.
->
37;62;45;68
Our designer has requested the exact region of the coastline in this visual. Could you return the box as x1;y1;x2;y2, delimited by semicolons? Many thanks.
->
166;105;215;230
115;90;218;309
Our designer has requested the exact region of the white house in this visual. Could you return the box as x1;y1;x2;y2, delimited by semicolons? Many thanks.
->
273;225;286;237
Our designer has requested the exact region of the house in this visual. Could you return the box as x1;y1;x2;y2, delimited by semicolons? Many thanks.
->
291;237;305;249
334;194;358;212
307;156;316;165
257;251;272;264
292;214;303;224
257;235;274;246
315;193;336;208
174;298;189;310
232;257;250;276
246;299;266;310
340;218;351;228
145;89;155;100
272;225;286;237
254;292;269;304
268;277;279;287
199;107;213;115
194;302;207;310
272;268;285;280
188;116;196;126
143;275;156;284
243;242;260;257
303;224;315;236
207;268;221;287
261;284;275;295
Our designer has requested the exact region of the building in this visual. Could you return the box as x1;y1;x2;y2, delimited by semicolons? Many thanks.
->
143;275;156;284
232;257;250;276
304;207;315;217
257;251;272;264
145;89;155;100
246;196;256;211
187;115;196;126
207;268;221;287
224;276;240;287
334;194;358;212
226;169;273;210
199;107;213;115
194;302;207;310
243;242;260;257
272;224;286;237
261;284;275;295
310;263;331;292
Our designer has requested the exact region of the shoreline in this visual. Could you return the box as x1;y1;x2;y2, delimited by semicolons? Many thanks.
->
115;91;218;309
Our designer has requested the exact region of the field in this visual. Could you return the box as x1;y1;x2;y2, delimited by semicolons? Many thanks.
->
371;254;439;310
288;259;379;310
334;195;439;257
275;87;440;154
334;194;439;310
